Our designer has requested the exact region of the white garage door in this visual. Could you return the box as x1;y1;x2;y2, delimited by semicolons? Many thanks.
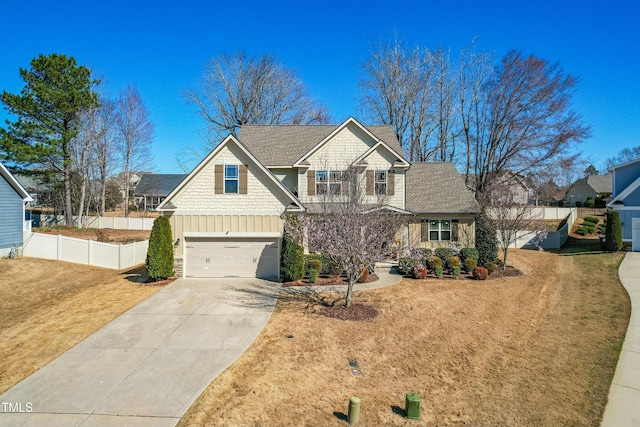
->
185;237;279;279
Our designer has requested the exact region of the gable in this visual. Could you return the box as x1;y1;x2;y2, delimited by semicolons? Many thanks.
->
0;162;32;201
158;136;302;214
613;163;640;196
303;121;407;170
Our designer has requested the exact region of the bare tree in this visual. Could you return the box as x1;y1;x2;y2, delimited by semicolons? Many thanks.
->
71;109;94;226
360;37;590;198
483;184;547;269
93;98;117;215
606;145;640;169
186;51;329;142
463;50;591;198
290;168;404;307
115;85;154;217
360;35;441;161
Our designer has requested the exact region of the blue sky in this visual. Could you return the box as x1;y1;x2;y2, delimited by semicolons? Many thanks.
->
1;0;639;174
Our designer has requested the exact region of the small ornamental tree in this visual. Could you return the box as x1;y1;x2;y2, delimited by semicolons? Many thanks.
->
146;216;174;281
293;167;403;307
605;210;623;252
280;216;305;282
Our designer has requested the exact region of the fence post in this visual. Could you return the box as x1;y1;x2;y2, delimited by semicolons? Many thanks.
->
88;239;92;266
57;234;61;260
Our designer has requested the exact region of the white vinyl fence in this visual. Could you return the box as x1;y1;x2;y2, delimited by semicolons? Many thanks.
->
23;232;148;269
494;207;577;249
32;214;155;230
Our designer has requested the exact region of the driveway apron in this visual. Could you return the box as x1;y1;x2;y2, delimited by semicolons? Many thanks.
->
0;278;278;427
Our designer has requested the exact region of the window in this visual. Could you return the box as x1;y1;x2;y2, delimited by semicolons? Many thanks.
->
316;170;342;196
427;219;453;241
316;170;328;195
375;170;387;195
330;171;342;195
224;164;239;193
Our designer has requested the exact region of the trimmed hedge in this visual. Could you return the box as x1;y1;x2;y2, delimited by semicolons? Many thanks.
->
305;254;331;275
460;247;479;263
398;257;418;275
473;266;489;280
464;258;477;273
412;263;427;279
434;248;455;263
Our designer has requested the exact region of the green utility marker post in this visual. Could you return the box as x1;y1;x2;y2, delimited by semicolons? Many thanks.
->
348;396;360;425
405;393;420;419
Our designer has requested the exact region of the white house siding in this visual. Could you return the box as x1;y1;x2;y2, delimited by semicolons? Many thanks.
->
272;168;298;194
171;144;291;215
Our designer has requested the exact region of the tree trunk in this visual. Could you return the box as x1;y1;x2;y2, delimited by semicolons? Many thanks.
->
345;279;355;308
64;161;74;226
99;178;106;216
502;247;508;270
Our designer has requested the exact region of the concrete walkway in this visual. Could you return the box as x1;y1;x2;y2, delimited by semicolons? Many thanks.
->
0;278;279;427
284;266;403;294
601;252;640;427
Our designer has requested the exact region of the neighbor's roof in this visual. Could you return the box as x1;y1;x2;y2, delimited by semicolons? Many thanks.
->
134;174;186;196
238;123;402;166
405;162;479;214
571;173;612;194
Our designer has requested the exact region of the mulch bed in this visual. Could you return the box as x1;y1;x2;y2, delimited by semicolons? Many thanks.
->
318;303;380;321
400;265;523;281
488;266;523;279
143;277;177;286
283;273;379;287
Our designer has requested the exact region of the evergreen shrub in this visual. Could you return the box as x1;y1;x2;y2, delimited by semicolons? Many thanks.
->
605;211;623;252
280;234;304;281
146;216;175;281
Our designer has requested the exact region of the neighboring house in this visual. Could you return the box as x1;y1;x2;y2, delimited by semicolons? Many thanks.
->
0;162;33;257
157;117;478;279
468;170;536;205
565;173;612;206
110;171;152;199
134;174;186;211
15;174;55;208
608;159;640;243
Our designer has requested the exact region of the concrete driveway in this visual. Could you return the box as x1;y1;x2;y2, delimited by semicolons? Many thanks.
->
0;278;279;427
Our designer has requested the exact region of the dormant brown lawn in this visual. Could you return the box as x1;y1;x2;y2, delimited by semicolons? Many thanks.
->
180;249;629;427
0;258;161;394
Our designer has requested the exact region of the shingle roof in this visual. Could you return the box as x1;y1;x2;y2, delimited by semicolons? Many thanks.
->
134;174;186;196
586;173;612;193
238;124;402;166
405;162;479;213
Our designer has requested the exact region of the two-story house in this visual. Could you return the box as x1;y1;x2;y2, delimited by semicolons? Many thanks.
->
158;117;478;279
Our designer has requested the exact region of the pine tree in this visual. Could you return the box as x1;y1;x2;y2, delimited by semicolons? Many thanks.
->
0;53;99;226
